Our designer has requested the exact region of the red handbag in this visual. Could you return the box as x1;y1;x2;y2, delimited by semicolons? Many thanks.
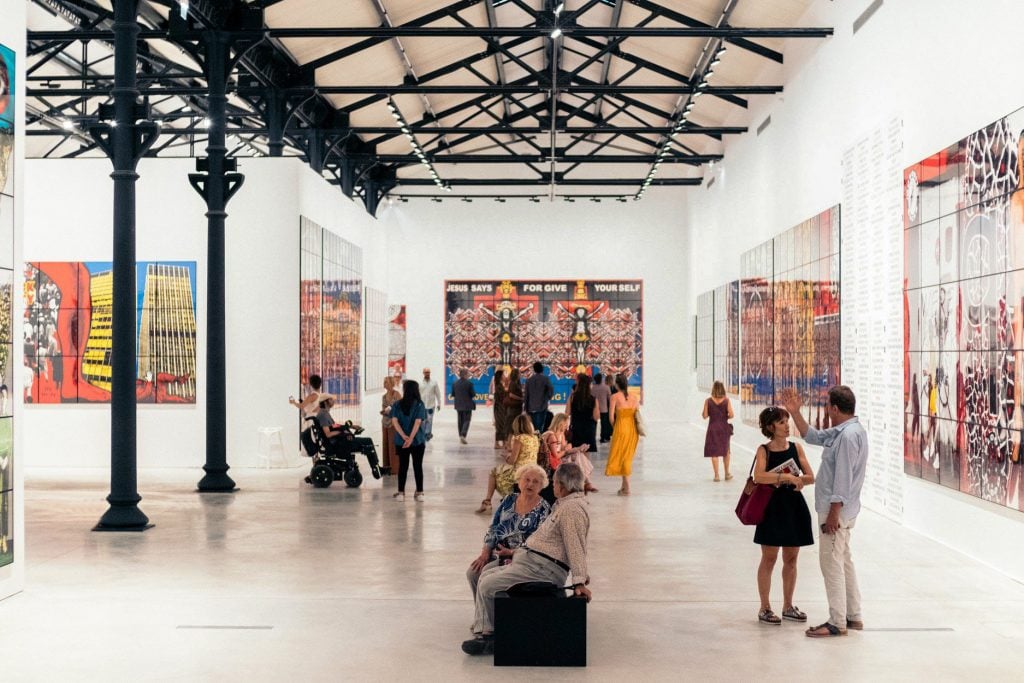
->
735;457;775;525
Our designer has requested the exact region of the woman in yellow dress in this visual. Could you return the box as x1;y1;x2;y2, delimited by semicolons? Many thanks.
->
605;373;641;495
476;414;539;513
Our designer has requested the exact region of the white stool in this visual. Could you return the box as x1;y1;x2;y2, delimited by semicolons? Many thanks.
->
256;426;287;469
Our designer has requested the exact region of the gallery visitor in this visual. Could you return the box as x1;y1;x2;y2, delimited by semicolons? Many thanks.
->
750;406;815;626
543;412;596;496
462;462;592;656
466;463;551;597
782;386;869;638
500;367;524;438
604;374;641;495
420;367;442;442
702;380;734;482
288;373;322;417
390;380;428;502
492;368;509;449
476;415;539;514
592;372;612;443
379;376;402;474
567;373;599;455
524;361;554;433
452;368;476;444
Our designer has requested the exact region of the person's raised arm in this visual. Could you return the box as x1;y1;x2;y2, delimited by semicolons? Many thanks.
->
780;389;810;438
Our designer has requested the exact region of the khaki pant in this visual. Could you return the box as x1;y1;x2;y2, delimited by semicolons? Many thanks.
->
473;549;568;634
818;514;862;627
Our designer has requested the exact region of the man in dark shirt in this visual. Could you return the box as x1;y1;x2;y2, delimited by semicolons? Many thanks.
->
453;369;477;444
524;361;554;433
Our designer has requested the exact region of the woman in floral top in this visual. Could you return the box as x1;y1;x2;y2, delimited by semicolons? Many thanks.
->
467;463;551;597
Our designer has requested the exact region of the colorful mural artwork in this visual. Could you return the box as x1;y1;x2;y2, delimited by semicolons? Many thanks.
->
22;262;198;404
444;279;643;404
903;106;1024;511
0;42;14;569
388;304;407;378
713;280;740;395
299;217;362;420
740;207;841;427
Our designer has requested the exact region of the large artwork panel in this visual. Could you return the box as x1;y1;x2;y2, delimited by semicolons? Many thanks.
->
22;261;197;404
712;281;740;394
740;207;841;427
364;287;387;392
0;42;14;570
298;218;362;423
696;290;714;391
387;304;407;378
444;280;643;404
904;105;1024;512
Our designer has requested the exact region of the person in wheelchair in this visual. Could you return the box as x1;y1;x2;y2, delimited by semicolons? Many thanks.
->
303;396;382;486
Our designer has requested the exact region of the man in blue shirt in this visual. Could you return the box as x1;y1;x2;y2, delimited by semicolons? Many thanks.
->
783;385;868;638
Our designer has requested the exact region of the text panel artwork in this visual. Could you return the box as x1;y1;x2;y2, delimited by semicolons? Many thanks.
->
444;280;643;403
903;106;1024;511
24;262;198;404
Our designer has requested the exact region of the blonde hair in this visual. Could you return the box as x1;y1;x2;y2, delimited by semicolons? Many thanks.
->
711;380;726;399
515;462;549;488
548;413;569;435
511;414;535;436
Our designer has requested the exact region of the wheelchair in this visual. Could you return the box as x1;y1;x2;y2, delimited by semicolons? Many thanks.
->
302;417;382;488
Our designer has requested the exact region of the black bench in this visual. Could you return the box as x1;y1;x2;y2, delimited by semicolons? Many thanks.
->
493;588;587;667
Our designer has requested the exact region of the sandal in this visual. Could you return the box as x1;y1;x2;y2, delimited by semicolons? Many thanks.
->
782;606;807;622
758;609;781;625
475;499;492;514
725;473;734;481
806;622;847;638
616;489;630;496
713;476;721;482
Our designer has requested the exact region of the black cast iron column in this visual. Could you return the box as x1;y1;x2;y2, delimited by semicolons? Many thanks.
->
93;0;159;531
192;30;244;492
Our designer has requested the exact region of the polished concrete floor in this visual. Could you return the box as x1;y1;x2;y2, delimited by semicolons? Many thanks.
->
3;417;1024;681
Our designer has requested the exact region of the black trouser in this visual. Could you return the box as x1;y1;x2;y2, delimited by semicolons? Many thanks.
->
457;409;473;437
600;412;612;441
397;443;426;492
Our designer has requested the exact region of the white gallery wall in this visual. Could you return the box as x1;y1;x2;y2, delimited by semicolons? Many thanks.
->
379;193;691;423
22;156;387;470
0;0;25;600
685;0;1024;580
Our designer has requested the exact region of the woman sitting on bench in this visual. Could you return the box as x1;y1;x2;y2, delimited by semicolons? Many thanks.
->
467;464;551;598
462;462;593;656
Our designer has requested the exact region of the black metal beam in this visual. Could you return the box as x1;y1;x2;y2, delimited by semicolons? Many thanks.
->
26;84;783;97
384;153;721;164
28;26;835;41
395;177;701;186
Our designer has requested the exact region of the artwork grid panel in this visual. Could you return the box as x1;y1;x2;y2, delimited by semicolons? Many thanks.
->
696;289;714;391
0;42;13;570
740;240;774;426
364;287;388;392
903;104;1024;512
443;280;643;404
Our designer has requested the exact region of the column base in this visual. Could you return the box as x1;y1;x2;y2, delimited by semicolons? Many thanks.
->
197;467;237;492
93;502;152;532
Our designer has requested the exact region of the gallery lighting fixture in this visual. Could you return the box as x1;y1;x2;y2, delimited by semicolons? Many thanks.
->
387;98;449;193
550;27;563;39
554;2;564;15
60;118;75;131
178;0;189;20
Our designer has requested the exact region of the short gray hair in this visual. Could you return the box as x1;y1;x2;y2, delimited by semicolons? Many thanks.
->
515;462;548;488
554;462;585;493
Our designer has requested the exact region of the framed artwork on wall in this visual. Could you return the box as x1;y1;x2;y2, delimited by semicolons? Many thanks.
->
364;287;387;392
0;42;14;569
22;261;198;404
696;290;714;391
444;279;643;404
299;217;362;423
903;106;1024;511
388;304;406;378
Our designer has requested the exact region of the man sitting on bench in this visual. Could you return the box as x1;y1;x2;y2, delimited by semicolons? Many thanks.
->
462;462;593;656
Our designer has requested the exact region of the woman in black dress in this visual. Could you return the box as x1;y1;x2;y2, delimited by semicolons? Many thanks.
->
752;406;815;626
567;373;599;455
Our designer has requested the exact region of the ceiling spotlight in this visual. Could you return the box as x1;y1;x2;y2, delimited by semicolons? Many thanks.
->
444;185;452;192
692;90;704;99
704;68;714;79
387;101;397;112
400;126;410;134
554;2;564;15
550;27;563;39
697;80;708;89
685;102;694;111
717;45;727;55
200;117;211;129
178;0;189;20
61;119;75;131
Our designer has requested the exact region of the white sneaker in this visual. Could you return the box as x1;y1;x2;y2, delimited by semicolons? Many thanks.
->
393;492;405;502
414;492;424;502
